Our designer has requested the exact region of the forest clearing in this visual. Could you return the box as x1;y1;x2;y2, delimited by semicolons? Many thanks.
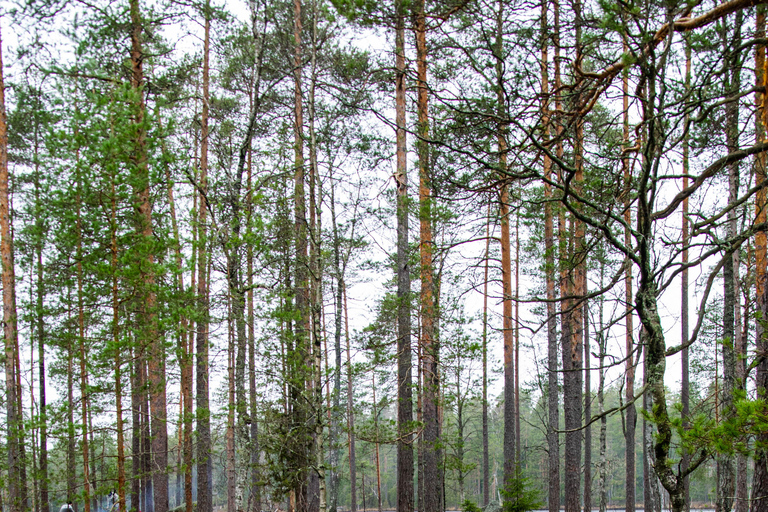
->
0;1;766;512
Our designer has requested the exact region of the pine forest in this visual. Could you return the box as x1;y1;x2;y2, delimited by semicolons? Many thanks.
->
0;0;767;512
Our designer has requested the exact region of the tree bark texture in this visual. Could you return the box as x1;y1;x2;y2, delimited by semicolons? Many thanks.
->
395;1;414;511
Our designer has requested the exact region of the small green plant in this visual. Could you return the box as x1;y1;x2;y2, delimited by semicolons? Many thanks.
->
500;470;542;512
462;500;483;512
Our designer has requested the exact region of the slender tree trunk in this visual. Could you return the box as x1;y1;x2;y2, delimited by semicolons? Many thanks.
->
564;2;585;509
395;0;414;509
0;25;27;512
718;13;742;512
308;5;326;510
196;3;213;512
541;1;559;507
681;34;691;512
345;287;357;512
597;262;607;512
515;211;521;463
622;27;636;512
329;164;343;512
292;0;313;509
129;3;166;511
227;299;237;512
752;6;768;511
583;303;591;512
112;166;127;512
141;351;152;512
494;0;517;501
76;155;91;512
34;143;49;512
131;342;142;512
482;201;491;508
415;2;441;512
247;142;262;512
372;376;383;512
164;125;191;512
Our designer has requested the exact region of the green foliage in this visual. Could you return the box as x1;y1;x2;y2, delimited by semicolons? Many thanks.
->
500;470;542;512
462;499;482;512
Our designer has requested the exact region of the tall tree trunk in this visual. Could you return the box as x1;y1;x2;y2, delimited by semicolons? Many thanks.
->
395;0;414;509
227;300;237;512
494;0;517;502
583;303;591;512
541;0;559;507
131;342;142;512
482;201;491;508
293;0;312;509
247;139;262;512
140;350;152;512
34;138;49;512
308;4;325;510
372;376;382;512
681;34;691;512
196;3;213;512
112;166;128;512
597;263;607;512
564;2;585;510
129;3;166;511
345;287;357;512
752;6;768;511
622;25;636;512
164;123;191;512
76;160;91;512
415;2;441;512
718;12;742;512
515;211;521;463
0;24;27;512
328;163;343;512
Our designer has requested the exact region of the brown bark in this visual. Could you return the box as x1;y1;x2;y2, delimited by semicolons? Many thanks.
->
328;161;343;512
563;3;584;511
111;168;127;512
129;3;167;511
164;130;193;512
415;2;442;512
395;0;414;509
372;376;383;512
482;201;491;509
681;35;691;512
196;3;213;512
597;264;607;512
583;303;591;512
34;135;49;512
0;23;27;512
541;0;559;507
622;27;636;512
76;149;91;512
227;302;237;512
345;287;357;512
247;143;262;512
495;0;517;500
752;6;768;511
131;342;141;512
718;13;742;512
292;0;312;510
